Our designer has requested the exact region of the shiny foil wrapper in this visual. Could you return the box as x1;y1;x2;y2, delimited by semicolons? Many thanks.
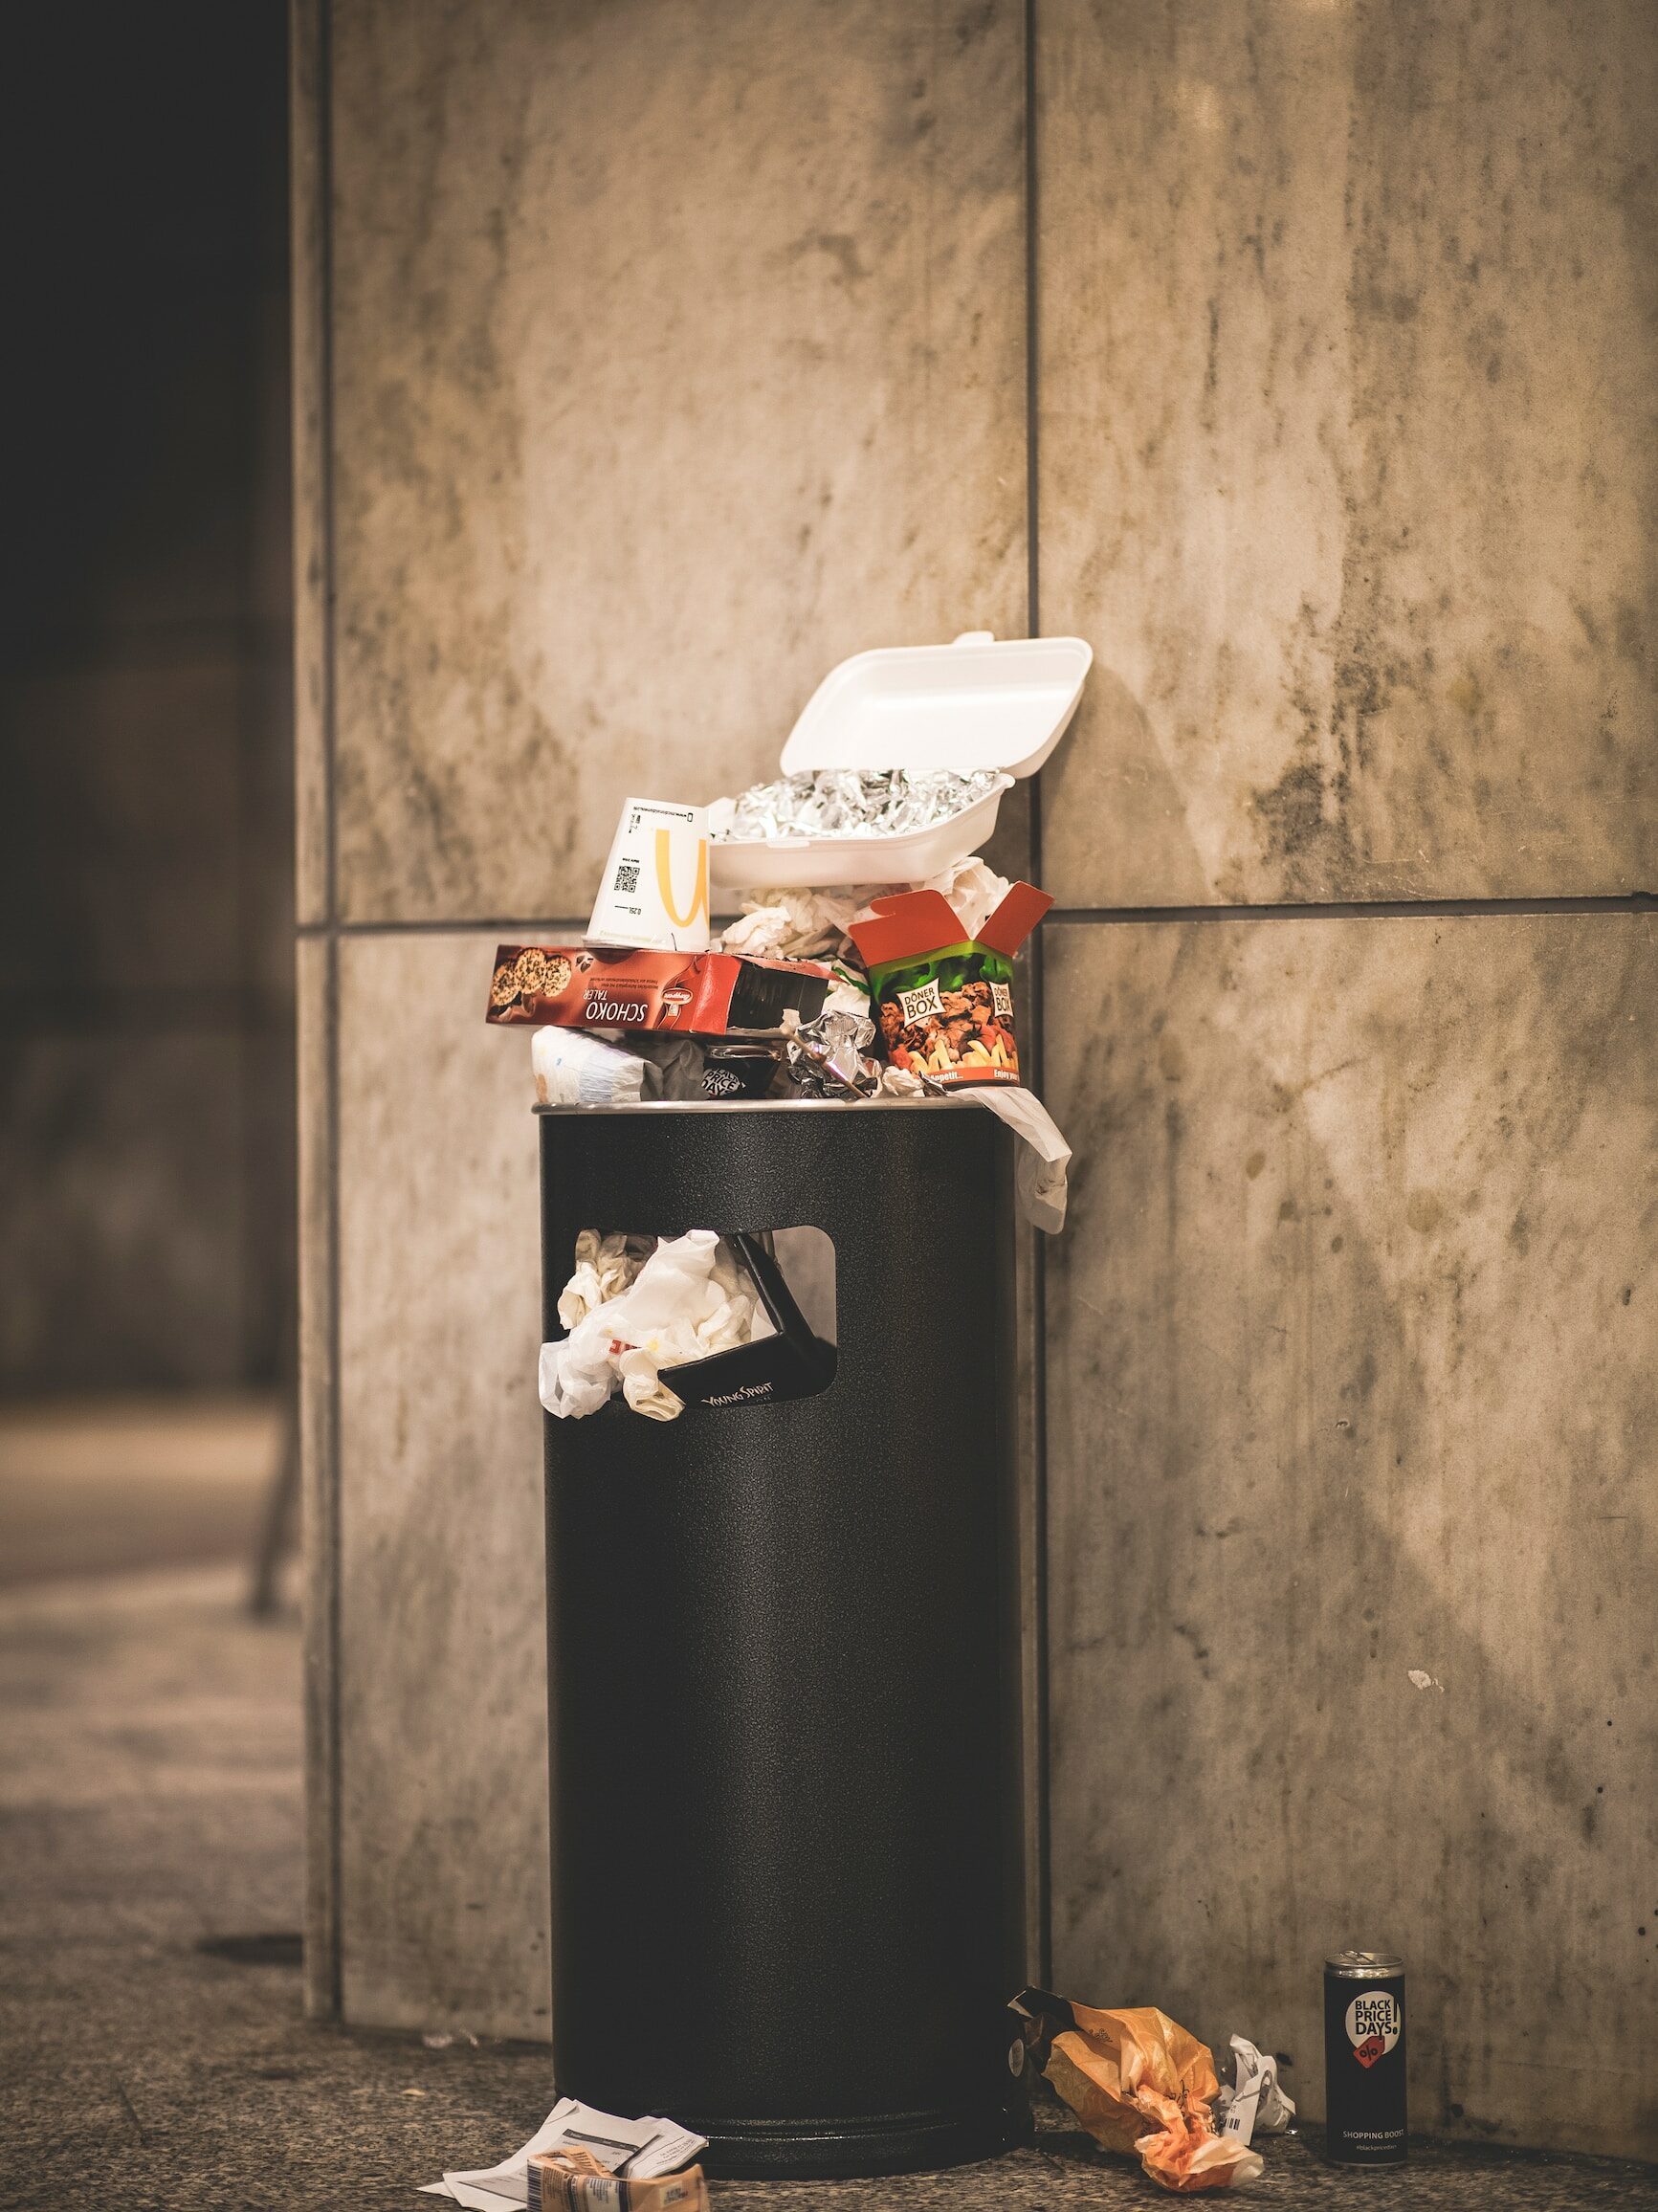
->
785;1008;882;1097
715;767;1005;842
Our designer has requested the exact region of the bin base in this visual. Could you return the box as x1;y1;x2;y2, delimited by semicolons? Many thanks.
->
693;2101;1031;2180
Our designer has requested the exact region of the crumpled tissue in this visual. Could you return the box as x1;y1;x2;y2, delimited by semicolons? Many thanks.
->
557;1230;653;1329
718;858;1011;966
966;1085;1072;1233
869;1072;1071;1234
1044;2003;1265;2192
871;1066;1078;1229
540;1230;774;1423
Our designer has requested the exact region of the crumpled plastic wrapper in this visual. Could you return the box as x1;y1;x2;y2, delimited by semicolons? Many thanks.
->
1215;2036;1295;2148
534;1029;710;1106
711;768;1006;844
530;2151;710;2212
1038;2002;1265;2192
785;1008;889;1098
540;1230;775;1421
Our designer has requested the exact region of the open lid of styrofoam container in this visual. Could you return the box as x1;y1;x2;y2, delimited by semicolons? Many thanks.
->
711;630;1092;890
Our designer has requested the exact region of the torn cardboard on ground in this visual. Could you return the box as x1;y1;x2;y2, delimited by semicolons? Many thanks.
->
423;2097;707;2210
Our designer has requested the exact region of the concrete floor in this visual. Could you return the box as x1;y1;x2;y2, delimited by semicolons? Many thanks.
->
3;1543;1658;2206
0;1394;281;1585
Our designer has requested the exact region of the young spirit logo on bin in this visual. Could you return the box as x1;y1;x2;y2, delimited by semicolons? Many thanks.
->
1345;1991;1401;2068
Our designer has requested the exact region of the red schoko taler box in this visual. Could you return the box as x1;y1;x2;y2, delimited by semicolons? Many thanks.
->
486;945;832;1035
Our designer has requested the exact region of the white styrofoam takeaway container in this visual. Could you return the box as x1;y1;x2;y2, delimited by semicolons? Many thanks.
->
708;631;1092;890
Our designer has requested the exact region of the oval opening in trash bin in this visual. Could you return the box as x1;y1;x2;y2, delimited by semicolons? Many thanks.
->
659;1228;836;1410
543;1226;836;1421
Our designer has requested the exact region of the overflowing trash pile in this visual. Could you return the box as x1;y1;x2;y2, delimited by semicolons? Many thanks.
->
487;632;1087;1426
422;1998;1295;2201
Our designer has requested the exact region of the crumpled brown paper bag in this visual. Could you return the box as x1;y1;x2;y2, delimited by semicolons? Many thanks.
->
1043;2002;1265;2192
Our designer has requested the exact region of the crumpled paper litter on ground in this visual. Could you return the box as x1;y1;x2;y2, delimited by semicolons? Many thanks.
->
421;2096;706;2210
1216;2034;1295;2146
1026;1995;1265;2192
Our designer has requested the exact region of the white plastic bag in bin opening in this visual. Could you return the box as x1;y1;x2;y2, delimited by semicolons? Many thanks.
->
541;1230;776;1424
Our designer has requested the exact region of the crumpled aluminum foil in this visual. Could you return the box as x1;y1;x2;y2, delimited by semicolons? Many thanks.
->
785;1009;883;1098
785;1008;945;1099
714;767;1006;843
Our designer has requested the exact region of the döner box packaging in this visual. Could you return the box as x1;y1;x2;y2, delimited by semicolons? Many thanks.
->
849;880;1052;1086
487;944;832;1037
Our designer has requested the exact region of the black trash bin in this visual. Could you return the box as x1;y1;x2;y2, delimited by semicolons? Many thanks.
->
539;1096;1027;2179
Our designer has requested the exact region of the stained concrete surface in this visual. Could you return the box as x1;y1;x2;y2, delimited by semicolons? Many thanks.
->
1043;913;1658;2160
322;0;1028;924
331;932;549;2039
4;1564;1655;2211
1037;0;1658;905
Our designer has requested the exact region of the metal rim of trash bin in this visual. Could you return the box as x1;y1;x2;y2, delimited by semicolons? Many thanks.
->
531;1094;995;1116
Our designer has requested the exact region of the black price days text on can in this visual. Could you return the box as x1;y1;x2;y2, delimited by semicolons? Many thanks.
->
1323;1951;1407;2165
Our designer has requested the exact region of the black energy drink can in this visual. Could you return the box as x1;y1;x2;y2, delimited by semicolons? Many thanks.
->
1323;1951;1406;2164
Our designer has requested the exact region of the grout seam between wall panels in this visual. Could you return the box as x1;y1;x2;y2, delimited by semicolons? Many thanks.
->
296;894;1657;942
322;0;343;2024
1048;895;1658;923
1023;0;1053;1993
293;0;345;2024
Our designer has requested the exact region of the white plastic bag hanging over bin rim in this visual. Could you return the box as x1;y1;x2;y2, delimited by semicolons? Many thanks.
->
709;630;1093;890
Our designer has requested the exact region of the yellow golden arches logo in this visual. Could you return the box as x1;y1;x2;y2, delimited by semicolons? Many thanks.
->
654;828;709;930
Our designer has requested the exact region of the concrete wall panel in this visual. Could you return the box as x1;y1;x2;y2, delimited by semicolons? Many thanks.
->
328;0;1028;923
1037;0;1658;906
296;929;337;2019
1043;913;1658;2157
335;931;547;2037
